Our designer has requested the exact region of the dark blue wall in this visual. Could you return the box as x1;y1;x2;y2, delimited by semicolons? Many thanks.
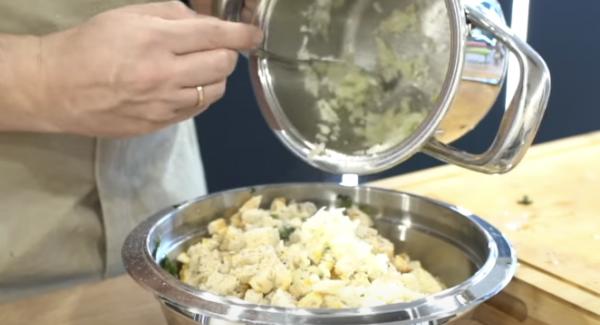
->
527;0;600;142
195;0;598;193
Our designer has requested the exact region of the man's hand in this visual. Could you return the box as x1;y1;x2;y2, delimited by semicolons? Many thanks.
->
1;1;262;137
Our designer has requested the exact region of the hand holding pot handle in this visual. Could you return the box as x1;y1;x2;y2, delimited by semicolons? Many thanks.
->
424;4;551;174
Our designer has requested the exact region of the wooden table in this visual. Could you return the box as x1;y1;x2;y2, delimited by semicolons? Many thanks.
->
2;132;600;325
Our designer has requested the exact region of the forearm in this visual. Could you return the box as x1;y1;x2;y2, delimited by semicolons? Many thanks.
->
0;34;52;133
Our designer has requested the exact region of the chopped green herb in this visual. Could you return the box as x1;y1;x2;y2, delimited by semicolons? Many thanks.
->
358;204;378;216
152;238;161;259
279;226;296;241
160;256;181;278
517;195;533;206
271;213;280;219
336;194;353;209
249;187;257;194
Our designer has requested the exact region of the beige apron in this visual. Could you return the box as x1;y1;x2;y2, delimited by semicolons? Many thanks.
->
0;0;207;302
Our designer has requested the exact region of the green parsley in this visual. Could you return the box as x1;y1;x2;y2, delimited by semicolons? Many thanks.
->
160;256;181;278
358;204;378;216
152;238;161;259
517;195;533;206
335;194;353;209
279;226;296;241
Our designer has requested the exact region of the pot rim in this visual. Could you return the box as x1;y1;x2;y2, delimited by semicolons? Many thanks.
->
122;183;517;325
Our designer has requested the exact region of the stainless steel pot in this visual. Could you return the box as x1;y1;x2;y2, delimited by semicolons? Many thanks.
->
211;0;551;175
122;183;517;325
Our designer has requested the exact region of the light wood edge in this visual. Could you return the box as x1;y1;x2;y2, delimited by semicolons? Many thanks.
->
472;304;547;325
504;264;600;321
366;131;600;320
369;130;600;190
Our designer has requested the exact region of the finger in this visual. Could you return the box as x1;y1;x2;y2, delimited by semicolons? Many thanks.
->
173;80;227;118
241;0;259;23
104;80;227;136
122;1;197;20
163;18;263;54
241;8;254;24
114;80;226;124
174;49;238;87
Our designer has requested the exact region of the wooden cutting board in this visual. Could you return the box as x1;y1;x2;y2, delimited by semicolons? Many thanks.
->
372;131;600;324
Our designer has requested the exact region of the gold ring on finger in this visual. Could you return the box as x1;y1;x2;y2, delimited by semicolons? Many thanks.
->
195;85;205;109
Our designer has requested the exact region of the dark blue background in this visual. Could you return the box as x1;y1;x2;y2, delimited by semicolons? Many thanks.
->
194;0;599;192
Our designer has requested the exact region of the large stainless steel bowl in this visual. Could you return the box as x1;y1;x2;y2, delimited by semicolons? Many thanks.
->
122;183;516;325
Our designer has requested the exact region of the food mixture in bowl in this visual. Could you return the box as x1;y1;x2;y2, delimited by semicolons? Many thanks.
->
175;196;445;308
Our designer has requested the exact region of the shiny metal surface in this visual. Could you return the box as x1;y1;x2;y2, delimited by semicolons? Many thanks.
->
212;0;550;175
256;0;453;158
123;183;517;325
245;0;465;175
424;2;552;173
436;0;508;144
251;48;347;66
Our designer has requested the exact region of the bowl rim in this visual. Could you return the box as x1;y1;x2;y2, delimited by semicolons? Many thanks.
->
122;183;517;325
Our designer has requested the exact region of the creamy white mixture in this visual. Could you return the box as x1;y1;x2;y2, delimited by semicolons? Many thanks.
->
297;1;444;155
178;196;444;308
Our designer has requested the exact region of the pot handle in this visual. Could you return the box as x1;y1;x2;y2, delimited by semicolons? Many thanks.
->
423;5;551;174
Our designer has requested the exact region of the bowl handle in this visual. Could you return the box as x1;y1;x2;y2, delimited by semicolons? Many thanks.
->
423;4;551;174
